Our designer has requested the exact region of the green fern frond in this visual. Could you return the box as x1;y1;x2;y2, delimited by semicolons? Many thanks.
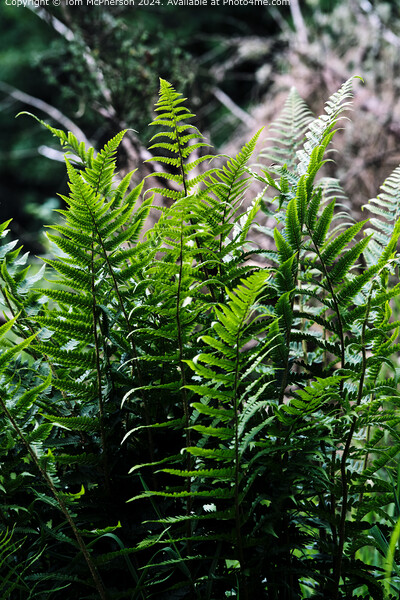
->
26;423;53;444
185;446;235;461
37;288;92;309
0;332;37;374
32;344;96;369
44;415;99;432
311;199;335;246
283;376;343;415
274;228;295;262
327;235;372;284
161;467;234;479
34;316;93;342
210;129;262;210
13;373;51;416
16;112;95;167
147;79;213;200
320;220;368;265
297;76;359;176
128;488;233;502
85;131;126;191
285;197;302;250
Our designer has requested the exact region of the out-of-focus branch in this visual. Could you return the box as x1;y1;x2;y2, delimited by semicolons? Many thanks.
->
0;81;92;148
27;6;165;174
28;6;115;115
212;87;256;128
357;0;400;49
38;145;66;162
290;0;308;47
269;6;292;35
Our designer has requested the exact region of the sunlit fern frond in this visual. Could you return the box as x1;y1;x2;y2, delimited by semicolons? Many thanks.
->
147;78;214;201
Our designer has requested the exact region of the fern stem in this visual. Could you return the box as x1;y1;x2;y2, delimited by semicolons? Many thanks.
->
306;224;347;594
76;170;156;482
278;287;297;406
333;294;372;599
359;418;372;507
176;244;189;440
89;240;110;495
171;99;201;548
233;330;248;600
176;220;192;534
0;394;109;600
84;188;156;470
307;227;346;374
172;94;217;305
297;265;308;367
359;293;386;506
174;118;188;200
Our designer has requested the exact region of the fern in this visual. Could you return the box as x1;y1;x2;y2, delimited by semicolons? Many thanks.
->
0;315;108;599
4;77;400;600
0;527;46;599
297;76;360;176
147;78;213;200
363;165;400;266
131;271;273;597
258;86;313;171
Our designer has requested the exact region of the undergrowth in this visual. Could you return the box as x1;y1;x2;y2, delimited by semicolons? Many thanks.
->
1;77;400;599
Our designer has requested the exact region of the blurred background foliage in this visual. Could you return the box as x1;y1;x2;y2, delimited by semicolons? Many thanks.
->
1;0;400;250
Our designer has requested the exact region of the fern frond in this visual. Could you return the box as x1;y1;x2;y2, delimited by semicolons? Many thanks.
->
259;87;314;171
297;76;359;175
44;415;99;432
312;199;335;246
13;373;51;417
363;165;400;265
83;130;127;195
147;79;212;200
327;235;372;284
320;220;368;265
16;112;95;167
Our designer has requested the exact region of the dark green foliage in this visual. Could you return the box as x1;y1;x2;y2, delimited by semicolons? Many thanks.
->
2;77;400;600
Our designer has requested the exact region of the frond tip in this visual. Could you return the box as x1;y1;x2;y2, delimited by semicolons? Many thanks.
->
297;76;360;175
147;79;213;198
259;87;314;170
